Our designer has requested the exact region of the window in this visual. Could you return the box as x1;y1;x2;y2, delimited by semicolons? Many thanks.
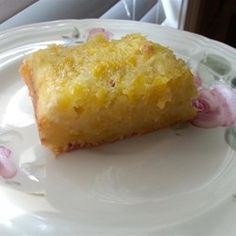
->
0;0;187;31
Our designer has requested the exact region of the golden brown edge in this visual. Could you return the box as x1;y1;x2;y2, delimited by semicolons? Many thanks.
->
19;61;38;120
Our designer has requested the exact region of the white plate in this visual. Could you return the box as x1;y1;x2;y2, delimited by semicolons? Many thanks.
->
0;19;236;235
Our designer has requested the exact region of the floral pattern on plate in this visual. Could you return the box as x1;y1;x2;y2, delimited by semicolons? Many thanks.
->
0;145;17;178
193;53;236;150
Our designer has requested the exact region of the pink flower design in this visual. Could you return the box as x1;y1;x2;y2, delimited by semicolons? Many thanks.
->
87;28;113;41
192;82;236;128
0;146;17;179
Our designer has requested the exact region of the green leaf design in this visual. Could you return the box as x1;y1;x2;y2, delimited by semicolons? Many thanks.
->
72;27;80;39
62;27;83;46
202;54;231;76
231;77;236;89
225;127;236;150
197;63;219;87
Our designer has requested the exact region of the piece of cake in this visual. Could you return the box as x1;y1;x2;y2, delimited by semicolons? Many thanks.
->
20;34;197;155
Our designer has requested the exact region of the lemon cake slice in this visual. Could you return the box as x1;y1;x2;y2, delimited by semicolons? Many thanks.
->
20;34;197;155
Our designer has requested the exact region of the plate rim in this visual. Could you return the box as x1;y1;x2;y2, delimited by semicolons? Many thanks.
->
0;18;235;59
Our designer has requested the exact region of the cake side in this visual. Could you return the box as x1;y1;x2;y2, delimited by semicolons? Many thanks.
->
20;34;198;155
20;62;50;150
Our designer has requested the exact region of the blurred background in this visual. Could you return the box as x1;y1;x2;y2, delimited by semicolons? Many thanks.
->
0;0;235;47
